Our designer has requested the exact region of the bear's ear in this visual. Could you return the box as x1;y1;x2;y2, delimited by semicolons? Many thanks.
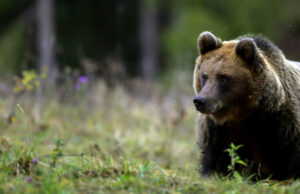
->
236;38;257;62
198;31;222;55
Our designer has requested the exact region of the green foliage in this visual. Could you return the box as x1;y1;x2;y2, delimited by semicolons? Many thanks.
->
0;21;26;78
161;0;293;73
13;70;43;94
142;0;159;7
225;143;248;182
51;139;64;167
163;6;227;71
0;0;33;26
226;143;247;171
6;69;45;124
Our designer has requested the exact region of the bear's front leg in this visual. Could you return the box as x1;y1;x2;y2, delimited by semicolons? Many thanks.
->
198;118;230;176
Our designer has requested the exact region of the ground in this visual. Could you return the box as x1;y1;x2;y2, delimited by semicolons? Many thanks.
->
1;75;300;193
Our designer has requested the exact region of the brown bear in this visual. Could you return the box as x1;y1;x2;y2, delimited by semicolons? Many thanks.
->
193;31;300;180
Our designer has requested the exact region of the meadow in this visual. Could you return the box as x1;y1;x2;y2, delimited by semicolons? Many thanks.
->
1;73;300;193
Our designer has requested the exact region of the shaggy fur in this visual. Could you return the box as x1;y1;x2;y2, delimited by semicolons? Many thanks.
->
194;31;300;180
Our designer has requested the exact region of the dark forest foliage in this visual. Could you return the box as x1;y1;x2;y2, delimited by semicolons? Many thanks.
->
1;0;300;79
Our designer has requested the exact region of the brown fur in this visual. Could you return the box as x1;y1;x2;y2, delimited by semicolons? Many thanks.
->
194;41;256;123
194;31;300;180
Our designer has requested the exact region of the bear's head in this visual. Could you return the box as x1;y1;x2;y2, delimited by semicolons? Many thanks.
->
193;31;285;123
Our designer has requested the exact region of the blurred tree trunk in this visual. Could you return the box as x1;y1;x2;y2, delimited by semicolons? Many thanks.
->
139;2;159;82
35;0;56;121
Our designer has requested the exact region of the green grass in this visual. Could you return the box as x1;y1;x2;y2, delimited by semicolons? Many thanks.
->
1;79;300;193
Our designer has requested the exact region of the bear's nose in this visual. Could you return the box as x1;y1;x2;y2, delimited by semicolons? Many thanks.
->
193;97;206;110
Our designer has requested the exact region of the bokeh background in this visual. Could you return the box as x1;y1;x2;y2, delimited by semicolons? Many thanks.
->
1;0;300;192
2;0;300;82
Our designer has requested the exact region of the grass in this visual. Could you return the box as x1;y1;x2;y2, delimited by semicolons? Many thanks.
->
1;76;300;193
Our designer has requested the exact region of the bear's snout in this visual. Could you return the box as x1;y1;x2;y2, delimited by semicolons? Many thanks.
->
193;97;207;112
193;96;222;114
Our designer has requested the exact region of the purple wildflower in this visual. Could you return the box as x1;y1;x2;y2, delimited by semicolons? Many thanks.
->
32;157;39;164
78;75;88;84
75;75;88;91
25;176;32;182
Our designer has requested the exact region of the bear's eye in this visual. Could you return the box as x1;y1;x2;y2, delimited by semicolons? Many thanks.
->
217;74;230;82
201;74;208;86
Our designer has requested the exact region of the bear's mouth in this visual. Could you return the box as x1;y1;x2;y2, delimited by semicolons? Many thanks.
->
195;100;223;114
